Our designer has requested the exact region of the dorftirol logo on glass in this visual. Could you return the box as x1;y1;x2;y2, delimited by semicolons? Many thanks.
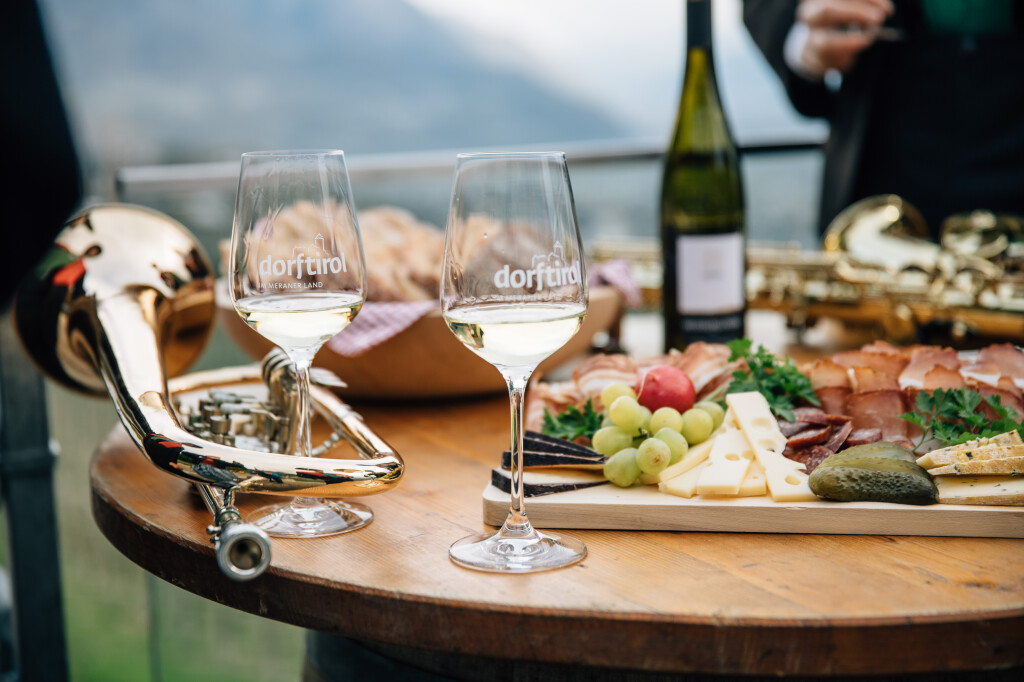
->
492;241;581;291
258;233;347;289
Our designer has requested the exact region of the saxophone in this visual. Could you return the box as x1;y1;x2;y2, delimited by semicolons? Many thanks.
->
746;195;1024;344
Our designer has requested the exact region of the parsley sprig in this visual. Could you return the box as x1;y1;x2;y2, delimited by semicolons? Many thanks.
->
900;387;1024;449
541;399;602;442
725;338;819;423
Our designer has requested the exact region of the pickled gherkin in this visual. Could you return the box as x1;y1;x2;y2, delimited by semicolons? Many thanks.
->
815;442;916;468
809;442;937;505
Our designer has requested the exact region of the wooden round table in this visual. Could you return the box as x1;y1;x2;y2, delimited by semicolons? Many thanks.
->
92;382;1024;680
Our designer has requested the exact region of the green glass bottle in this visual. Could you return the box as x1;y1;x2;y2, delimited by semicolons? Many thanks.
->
661;0;745;351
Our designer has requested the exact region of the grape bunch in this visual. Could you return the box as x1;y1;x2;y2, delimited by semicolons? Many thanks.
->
595;382;724;488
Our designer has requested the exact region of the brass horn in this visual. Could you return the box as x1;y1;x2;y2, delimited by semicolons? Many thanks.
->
15;204;404;579
746;195;1024;344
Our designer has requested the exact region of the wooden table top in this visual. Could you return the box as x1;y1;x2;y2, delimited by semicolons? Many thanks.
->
90;314;1024;678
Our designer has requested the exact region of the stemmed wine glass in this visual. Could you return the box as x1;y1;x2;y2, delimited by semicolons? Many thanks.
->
441;151;589;572
229;149;372;538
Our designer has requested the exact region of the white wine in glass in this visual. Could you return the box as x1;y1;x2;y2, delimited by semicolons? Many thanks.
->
229;149;372;538
441;151;589;573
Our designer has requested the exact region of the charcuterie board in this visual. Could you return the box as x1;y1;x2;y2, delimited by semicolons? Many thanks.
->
481;484;1024;538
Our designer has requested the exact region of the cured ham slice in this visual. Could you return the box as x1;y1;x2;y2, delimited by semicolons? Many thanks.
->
647;342;733;393
807;359;851;414
832;350;909;379
860;340;907;357
806;359;850;389
959;359;1003;388
850;367;900;393
694;363;741;402
571;354;638;403
898;347;960;390
978;379;1024;420
816;386;851;417
960;344;1024;389
976;344;1024;390
921;365;965;391
844;390;909;442
525;379;582;432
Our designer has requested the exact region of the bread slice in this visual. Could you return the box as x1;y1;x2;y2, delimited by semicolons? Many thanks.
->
927;456;1024;476
934;475;1024;506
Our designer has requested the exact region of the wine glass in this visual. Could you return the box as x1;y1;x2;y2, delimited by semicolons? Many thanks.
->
441;151;589;572
229;149;372;538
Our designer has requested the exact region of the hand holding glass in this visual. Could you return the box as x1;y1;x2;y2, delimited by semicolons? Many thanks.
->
441;151;589;572
229;150;372;538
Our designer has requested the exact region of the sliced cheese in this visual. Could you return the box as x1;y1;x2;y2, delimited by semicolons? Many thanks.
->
659;460;709;499
917;431;1023;469
934;475;1024;506
696;428;754;496
723;407;740;430
928;455;1024;477
654;425;721;483
762;467;817;503
702;461;767;498
919;443;1024;470
737;461;767;497
725;391;817;503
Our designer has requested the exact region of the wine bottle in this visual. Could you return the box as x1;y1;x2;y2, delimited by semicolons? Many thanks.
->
661;0;745;351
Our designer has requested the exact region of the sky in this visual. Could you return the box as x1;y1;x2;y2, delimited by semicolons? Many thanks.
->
405;0;822;142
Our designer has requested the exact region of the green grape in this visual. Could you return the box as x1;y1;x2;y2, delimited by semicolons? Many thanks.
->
608;396;645;433
591;426;635;457
694;401;725;430
600;382;636;409
649;407;683;434
680;408;714;445
603;448;641;487
639;406;652;433
601;415;616;428
653;427;688;464
636;438;671;474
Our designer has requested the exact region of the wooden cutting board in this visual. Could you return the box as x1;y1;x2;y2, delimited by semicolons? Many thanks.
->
482;483;1024;538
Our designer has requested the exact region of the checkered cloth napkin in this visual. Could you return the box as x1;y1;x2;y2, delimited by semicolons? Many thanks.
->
326;259;641;358
326;300;437;357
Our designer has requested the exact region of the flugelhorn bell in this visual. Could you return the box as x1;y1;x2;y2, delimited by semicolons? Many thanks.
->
13;204;404;499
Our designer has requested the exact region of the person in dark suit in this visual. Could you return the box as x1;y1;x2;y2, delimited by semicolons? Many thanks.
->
2;0;82;308
743;0;1024;239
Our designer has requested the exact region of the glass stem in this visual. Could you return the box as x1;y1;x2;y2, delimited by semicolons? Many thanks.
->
501;370;535;538
289;350;316;508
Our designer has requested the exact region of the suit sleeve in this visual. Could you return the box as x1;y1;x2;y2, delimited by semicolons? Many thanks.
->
1;0;82;309
742;0;836;120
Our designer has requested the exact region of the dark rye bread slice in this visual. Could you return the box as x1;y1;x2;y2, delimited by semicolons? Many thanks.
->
490;468;608;497
498;431;607;471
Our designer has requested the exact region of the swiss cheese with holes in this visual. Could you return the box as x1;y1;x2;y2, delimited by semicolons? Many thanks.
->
659;460;709;498
725;392;817;502
696;428;754;496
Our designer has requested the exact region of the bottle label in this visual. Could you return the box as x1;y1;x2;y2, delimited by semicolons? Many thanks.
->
675;233;744;315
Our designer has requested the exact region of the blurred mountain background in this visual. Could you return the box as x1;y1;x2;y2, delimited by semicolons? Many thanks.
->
38;0;818;198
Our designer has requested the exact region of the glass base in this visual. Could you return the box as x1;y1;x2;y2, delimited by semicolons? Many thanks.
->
248;498;372;538
449;528;587;573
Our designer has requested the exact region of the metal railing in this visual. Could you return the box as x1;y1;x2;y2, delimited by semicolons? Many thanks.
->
115;137;825;199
